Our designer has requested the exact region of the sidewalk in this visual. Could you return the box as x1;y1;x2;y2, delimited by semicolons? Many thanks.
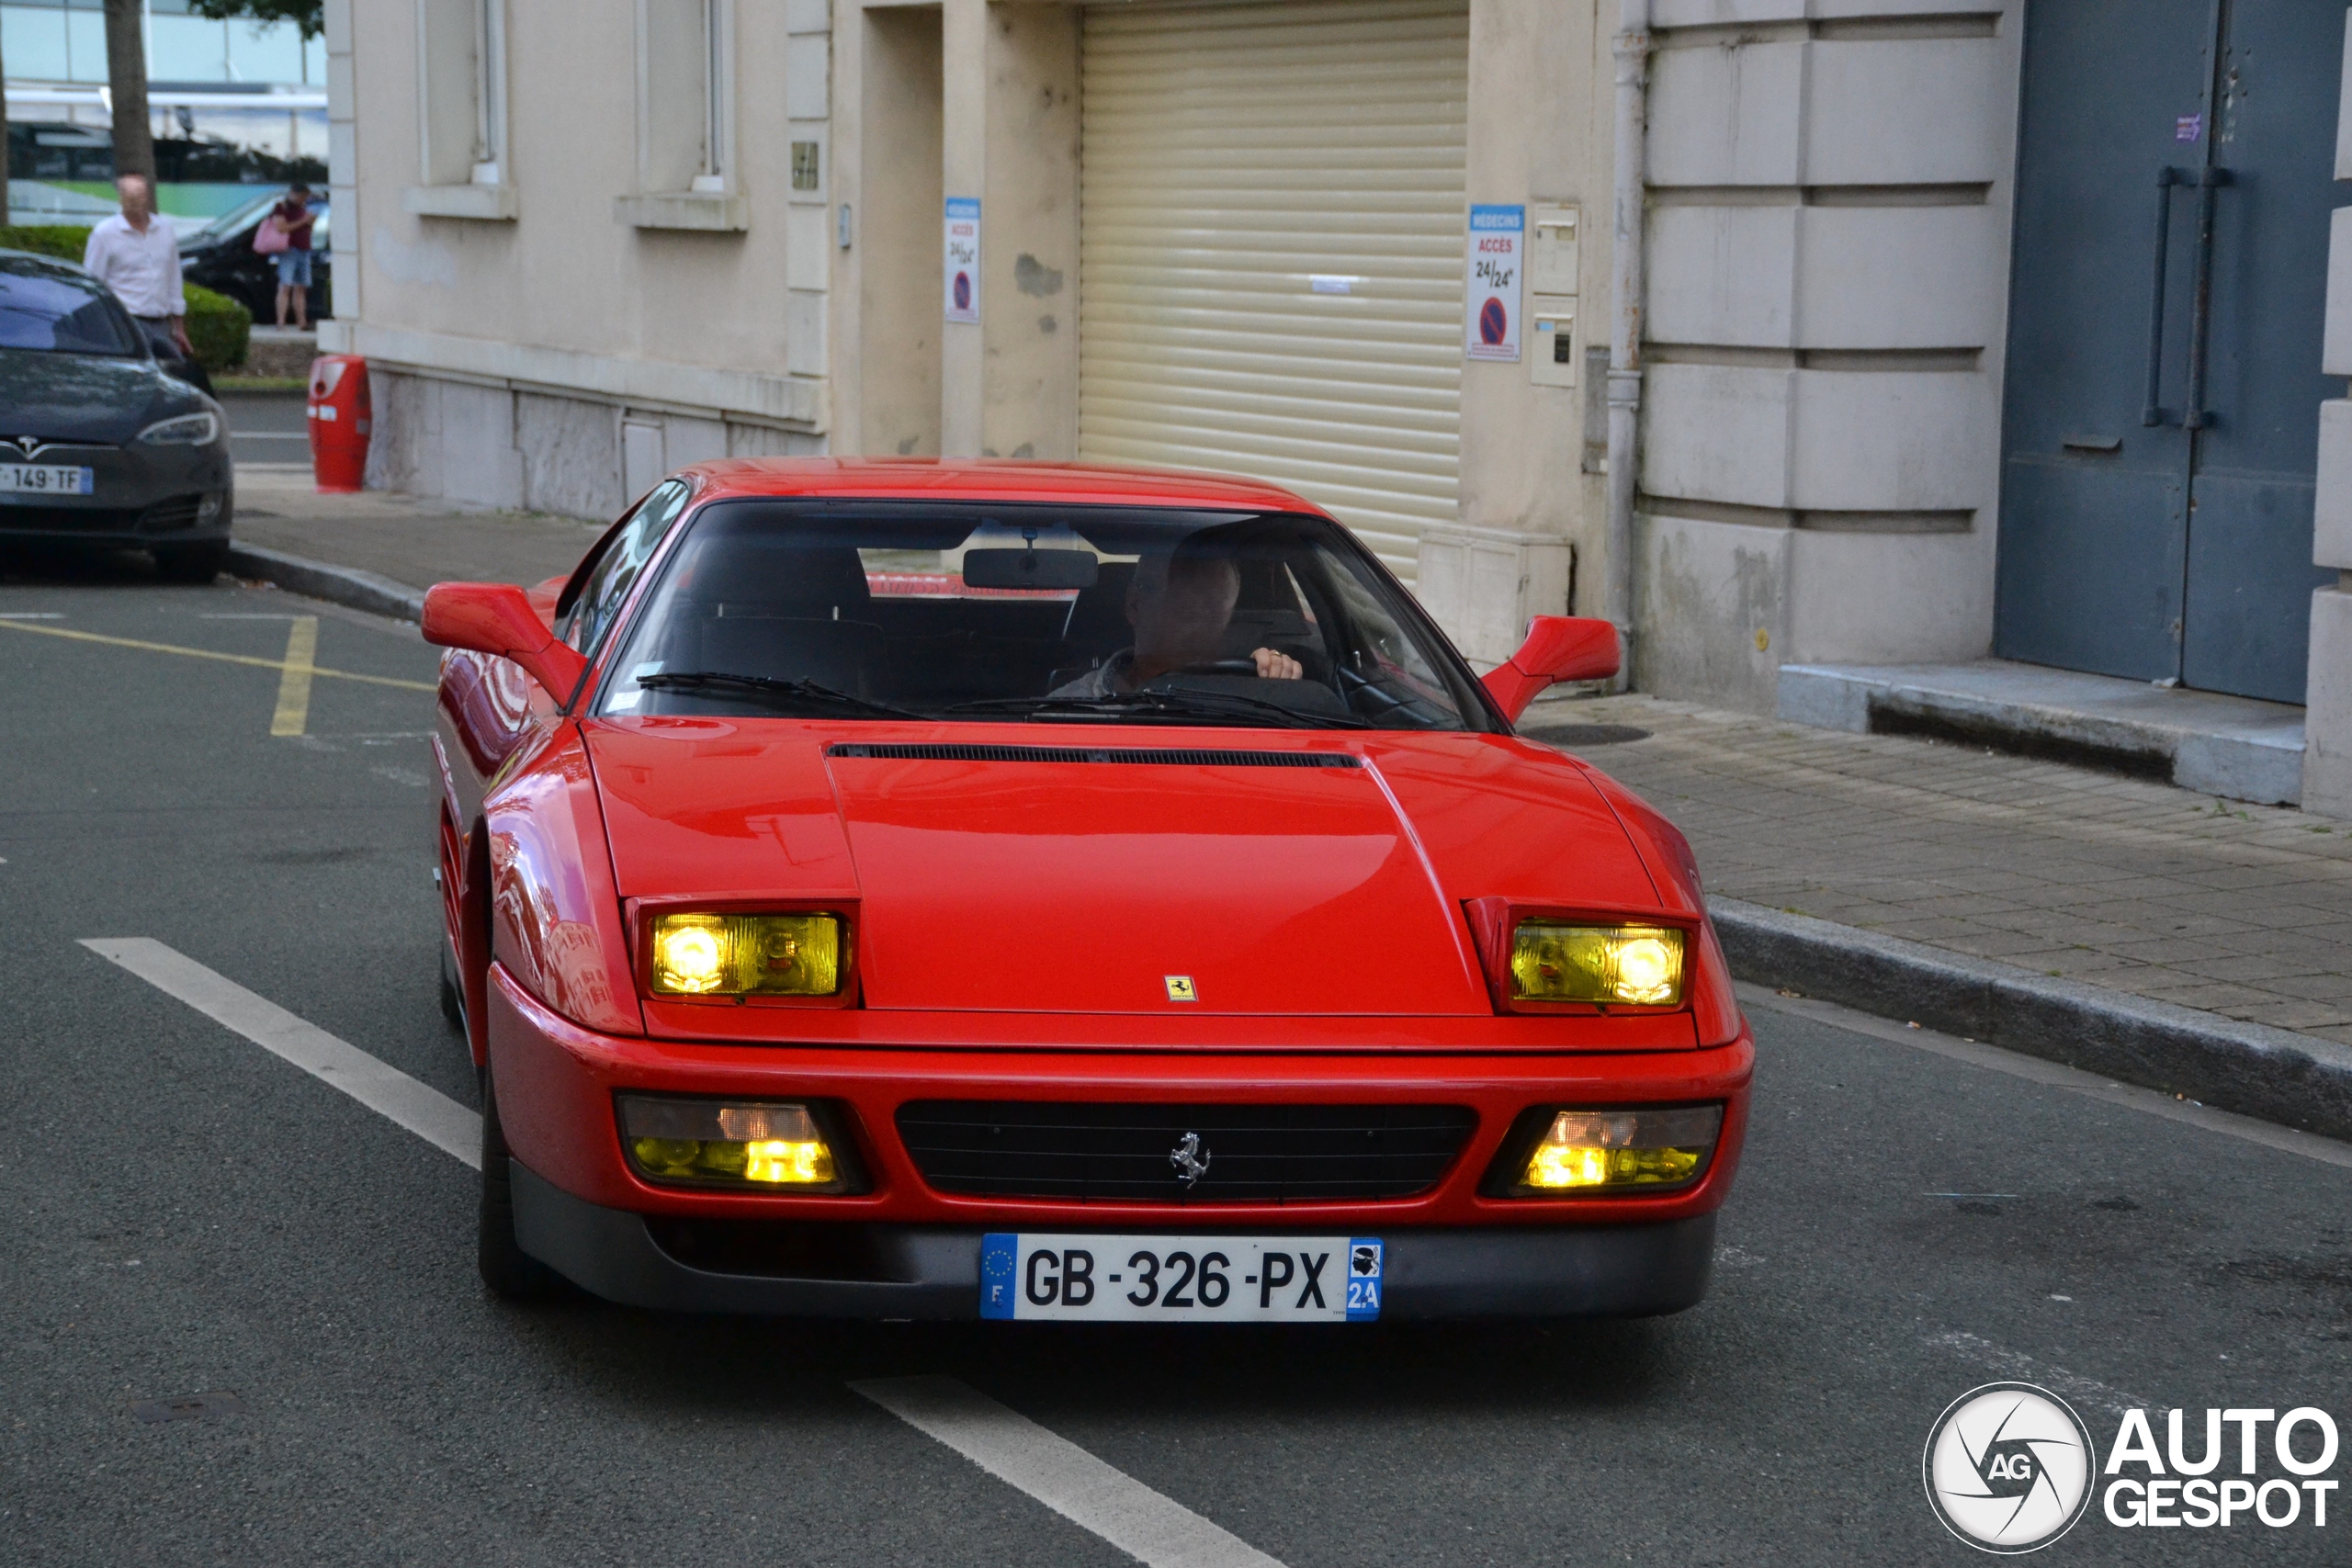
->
1522;693;2352;1049
232;463;602;593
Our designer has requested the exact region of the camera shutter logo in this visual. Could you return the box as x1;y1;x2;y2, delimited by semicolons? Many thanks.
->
1923;1382;2097;1553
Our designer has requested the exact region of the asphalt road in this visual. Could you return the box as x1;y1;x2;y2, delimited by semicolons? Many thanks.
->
218;391;310;468
2;561;2348;1565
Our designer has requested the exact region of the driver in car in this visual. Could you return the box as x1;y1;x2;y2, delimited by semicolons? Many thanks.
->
1050;550;1304;698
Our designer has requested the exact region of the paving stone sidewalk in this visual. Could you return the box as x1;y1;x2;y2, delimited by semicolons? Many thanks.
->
232;463;601;591
227;464;2352;1051
1524;693;2352;1050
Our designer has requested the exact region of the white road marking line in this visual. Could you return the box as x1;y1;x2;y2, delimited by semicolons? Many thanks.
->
854;1375;1287;1568
0;612;63;619
1926;1331;2162;1418
1738;981;2352;1171
80;937;480;1168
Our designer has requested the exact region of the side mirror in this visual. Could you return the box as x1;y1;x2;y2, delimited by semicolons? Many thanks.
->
422;581;589;703
1480;615;1620;724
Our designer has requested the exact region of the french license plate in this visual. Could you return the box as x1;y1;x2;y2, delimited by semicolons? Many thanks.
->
980;1234;1383;1322
0;464;95;496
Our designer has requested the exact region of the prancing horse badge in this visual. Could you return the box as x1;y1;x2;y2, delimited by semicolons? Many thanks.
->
1164;976;1197;1003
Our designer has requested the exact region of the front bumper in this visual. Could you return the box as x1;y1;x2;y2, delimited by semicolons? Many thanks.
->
489;965;1751;1316
0;441;232;546
511;1160;1720;1318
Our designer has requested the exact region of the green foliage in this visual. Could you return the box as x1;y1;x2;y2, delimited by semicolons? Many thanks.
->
187;0;322;39
185;284;252;372
0;226;248;369
0;225;91;262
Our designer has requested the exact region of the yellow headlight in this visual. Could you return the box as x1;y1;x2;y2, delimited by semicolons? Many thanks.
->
618;1097;846;1189
1517;1106;1723;1192
1509;922;1687;1006
647;912;843;997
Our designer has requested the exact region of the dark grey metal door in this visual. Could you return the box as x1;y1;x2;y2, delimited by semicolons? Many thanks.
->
1996;0;2335;704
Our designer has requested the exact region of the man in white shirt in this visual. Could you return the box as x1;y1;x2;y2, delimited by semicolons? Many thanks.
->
82;175;191;360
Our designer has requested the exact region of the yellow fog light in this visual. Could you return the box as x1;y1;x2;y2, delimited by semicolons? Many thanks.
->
647;911;843;998
616;1096;853;1190
1515;1106;1723;1193
1510;922;1687;1006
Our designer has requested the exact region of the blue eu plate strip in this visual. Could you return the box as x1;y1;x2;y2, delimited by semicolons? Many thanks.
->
979;1233;1018;1319
1344;1237;1384;1321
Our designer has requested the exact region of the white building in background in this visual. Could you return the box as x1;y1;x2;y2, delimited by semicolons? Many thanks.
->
318;0;2352;818
5;0;327;224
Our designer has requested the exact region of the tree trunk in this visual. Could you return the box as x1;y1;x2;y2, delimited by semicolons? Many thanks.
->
1;21;12;192
103;0;155;182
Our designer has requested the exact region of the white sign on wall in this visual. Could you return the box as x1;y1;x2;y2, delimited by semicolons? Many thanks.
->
1464;204;1523;362
944;197;980;323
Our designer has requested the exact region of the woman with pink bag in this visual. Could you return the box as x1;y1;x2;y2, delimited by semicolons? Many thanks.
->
254;183;319;328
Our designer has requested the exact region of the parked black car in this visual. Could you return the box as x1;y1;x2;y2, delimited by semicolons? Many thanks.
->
0;250;233;582
179;190;332;322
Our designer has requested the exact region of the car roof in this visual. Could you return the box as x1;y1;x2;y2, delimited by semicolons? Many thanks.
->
675;458;1332;515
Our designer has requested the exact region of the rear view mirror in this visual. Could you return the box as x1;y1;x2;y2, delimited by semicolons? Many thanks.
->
1481;615;1620;723
962;547;1099;591
422;580;589;702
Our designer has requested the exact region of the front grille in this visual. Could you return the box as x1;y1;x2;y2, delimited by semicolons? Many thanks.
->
0;503;140;533
896;1100;1477;1203
831;742;1358;768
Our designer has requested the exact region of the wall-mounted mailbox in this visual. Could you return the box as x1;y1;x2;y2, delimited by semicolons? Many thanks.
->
1527;204;1579;389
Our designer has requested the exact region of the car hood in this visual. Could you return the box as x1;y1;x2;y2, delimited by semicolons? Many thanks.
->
0;348;195;444
584;721;1664;1016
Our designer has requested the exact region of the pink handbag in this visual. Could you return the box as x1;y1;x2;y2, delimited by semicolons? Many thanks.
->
254;215;290;255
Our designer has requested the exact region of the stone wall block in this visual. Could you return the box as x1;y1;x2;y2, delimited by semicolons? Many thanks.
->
2326;209;2352;376
2303;586;2352;820
1642;363;1795;509
1651;0;1804;26
1793;206;2001;348
2317;400;2352;570
1634;512;1789;713
1646;206;1798;347
1785;527;1995;665
515;394;624;522
1803;39;2006;186
1787;369;1988;512
1648;40;1804;188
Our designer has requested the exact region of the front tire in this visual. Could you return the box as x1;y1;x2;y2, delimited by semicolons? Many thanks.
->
478;1066;564;1302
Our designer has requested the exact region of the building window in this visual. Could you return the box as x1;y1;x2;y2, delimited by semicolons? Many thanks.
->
637;0;734;196
415;0;506;186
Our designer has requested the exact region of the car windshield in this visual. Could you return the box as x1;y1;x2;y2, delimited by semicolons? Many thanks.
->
594;500;1500;731
0;260;141;355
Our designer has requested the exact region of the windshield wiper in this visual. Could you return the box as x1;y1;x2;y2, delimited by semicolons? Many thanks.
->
944;689;1369;730
633;671;927;720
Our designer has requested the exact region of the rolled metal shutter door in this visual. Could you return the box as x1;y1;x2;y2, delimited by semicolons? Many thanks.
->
1078;0;1468;581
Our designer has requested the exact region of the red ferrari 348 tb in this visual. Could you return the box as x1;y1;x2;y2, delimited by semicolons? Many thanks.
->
424;460;1752;1322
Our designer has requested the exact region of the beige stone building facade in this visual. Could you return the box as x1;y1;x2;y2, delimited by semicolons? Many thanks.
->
321;0;2352;815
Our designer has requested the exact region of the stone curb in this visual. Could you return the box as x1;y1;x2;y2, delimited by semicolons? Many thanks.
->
1710;897;2352;1144
226;543;426;624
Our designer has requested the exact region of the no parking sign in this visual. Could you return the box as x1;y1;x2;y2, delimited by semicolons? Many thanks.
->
1464;204;1523;362
944;197;980;323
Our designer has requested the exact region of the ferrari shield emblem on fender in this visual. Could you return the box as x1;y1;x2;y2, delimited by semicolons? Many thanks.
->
1164;976;1197;1002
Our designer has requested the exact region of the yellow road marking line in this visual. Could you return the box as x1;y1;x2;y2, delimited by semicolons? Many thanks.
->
0;618;435;692
270;616;319;737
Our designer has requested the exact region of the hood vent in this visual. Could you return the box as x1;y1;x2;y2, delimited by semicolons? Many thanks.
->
827;742;1358;769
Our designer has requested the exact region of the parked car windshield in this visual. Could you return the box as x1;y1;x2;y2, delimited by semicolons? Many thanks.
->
593;500;1501;731
0;259;141;355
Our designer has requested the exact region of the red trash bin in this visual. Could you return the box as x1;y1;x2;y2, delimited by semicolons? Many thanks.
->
307;355;371;493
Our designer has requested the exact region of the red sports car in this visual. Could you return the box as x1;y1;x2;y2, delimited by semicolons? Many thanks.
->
424;460;1752;1321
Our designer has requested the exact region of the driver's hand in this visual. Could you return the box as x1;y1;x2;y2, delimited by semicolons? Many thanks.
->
1252;647;1303;681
